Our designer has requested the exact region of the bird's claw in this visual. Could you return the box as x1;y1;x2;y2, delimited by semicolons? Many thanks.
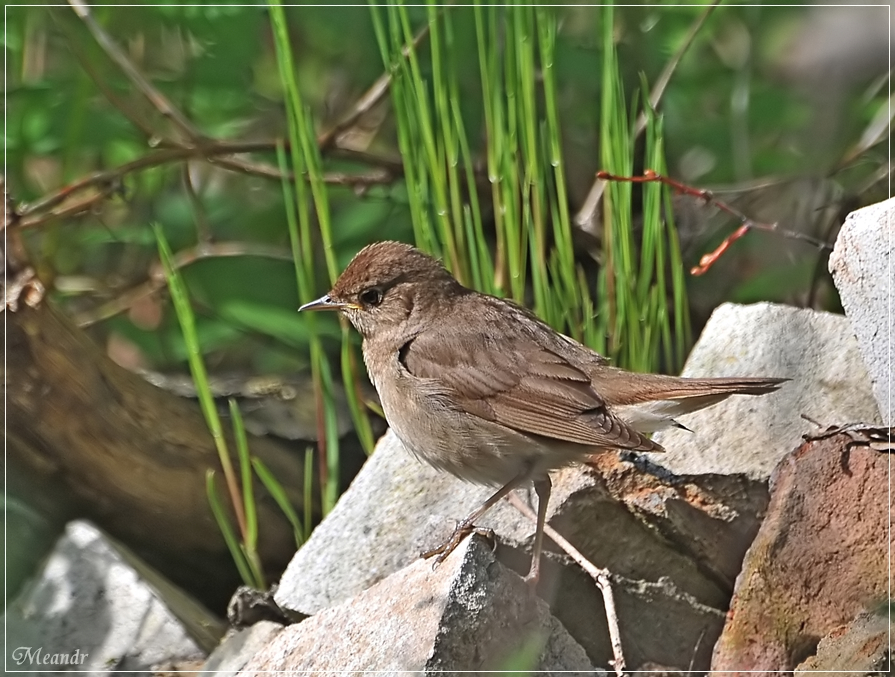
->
421;524;496;569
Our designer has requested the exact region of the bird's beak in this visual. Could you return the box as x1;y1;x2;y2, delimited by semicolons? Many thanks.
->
299;295;347;312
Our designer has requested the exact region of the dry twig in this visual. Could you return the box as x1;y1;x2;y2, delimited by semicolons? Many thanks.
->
574;2;720;235
508;493;628;677
73;242;294;327
67;0;202;142
597;169;833;275
316;19;432;150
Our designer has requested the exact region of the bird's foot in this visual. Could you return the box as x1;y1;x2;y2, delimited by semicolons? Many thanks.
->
523;563;541;589
421;523;496;568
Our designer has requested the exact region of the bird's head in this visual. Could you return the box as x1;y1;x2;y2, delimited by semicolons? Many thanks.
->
299;241;463;338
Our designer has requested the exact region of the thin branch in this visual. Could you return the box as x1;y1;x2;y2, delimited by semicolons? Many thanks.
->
321;168;396;188
182;163;212;244
508;493;627;677
16;2;428;238
62;21;163;144
23;3;425;228
17;147;194;219
208;155;293;181
67;0;202;142
72;242;294;327
16;143;405;229
17;186;118;229
329;147;408;176
317;16;432;151
597;169;834;275
211;155;397;188
575;2;719;234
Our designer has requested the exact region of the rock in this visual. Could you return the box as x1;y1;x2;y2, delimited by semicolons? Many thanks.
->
794;610;892;675
274;429;530;617
653;302;881;479
4;520;213;675
829;198;894;425
711;431;892;672
541;456;751;669
275;431;765;608
578;454;768;598
275;429;761;669
200;622;284;677
244;536;596;674
561;569;725;671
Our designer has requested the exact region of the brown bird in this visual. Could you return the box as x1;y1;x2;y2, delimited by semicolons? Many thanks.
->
300;241;786;585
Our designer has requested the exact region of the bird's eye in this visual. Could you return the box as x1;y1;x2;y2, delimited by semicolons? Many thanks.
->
358;287;383;307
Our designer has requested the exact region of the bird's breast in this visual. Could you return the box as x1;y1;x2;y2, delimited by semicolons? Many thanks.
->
366;348;584;486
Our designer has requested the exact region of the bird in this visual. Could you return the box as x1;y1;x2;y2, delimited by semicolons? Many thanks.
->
300;241;786;586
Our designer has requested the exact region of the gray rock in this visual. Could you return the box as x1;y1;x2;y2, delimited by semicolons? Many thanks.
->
4;520;207;675
275;428;757;670
653;302;881;479
829;198;894;425
274;430;530;616
535;459;740;669
243;536;596;675
200;622;283;677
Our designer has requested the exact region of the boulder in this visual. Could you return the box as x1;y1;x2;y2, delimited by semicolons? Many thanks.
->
795;610;892;675
4;520;216;675
653;302;881;478
244;536;595;675
201;622;284;677
711;431;892;672
829;197;894;425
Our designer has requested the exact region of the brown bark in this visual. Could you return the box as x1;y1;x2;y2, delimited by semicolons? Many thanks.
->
4;300;316;610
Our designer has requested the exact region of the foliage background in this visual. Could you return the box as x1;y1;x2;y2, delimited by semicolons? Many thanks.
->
8;4;888;364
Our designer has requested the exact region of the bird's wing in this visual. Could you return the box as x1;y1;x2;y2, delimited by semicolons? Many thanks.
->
399;318;659;452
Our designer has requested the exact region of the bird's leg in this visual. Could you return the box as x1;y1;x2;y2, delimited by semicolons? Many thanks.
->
422;468;530;567
524;476;552;588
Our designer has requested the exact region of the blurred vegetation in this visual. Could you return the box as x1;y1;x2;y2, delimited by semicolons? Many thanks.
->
6;3;890;585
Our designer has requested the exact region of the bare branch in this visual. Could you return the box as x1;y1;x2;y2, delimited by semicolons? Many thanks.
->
67;0;202;142
509;493;627;677
317;17;432;151
73;242;294;327
597;170;834;275
16;143;406;230
575;2;720;235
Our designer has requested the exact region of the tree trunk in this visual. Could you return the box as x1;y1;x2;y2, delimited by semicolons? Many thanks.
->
4;300;317;611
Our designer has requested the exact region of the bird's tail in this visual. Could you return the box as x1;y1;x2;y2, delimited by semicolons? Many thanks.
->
600;371;788;435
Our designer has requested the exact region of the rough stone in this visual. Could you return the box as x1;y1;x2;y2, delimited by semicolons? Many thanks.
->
829;197;894;425
244;536;596;675
557;568;725;672
275;428;763;669
4;520;208;675
653;302;881;479
794;610;893;675
274;429;530;617
711;432;892;672
200;622;283;677
540;456;754;669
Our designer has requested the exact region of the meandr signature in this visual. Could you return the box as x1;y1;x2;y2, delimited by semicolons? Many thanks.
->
11;647;89;666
